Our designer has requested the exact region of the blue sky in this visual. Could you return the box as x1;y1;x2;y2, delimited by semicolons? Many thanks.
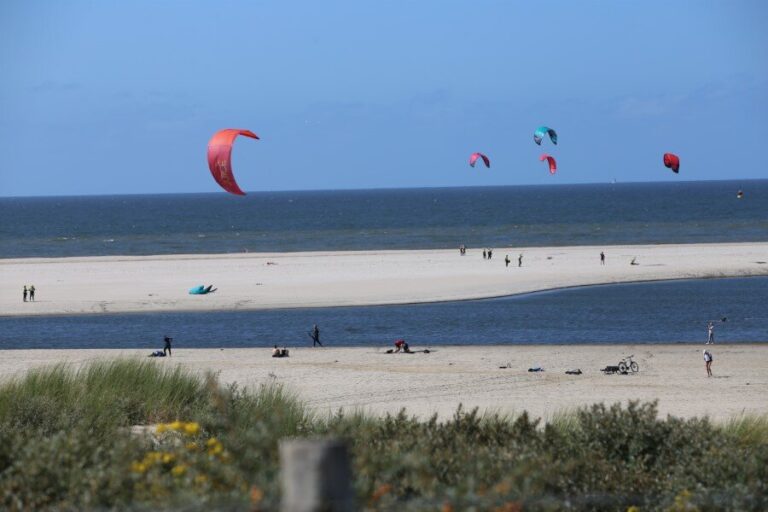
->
1;0;766;196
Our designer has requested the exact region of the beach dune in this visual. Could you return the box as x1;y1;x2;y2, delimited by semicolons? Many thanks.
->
2;242;767;316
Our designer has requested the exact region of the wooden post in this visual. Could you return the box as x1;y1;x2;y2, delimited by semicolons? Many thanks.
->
279;438;355;512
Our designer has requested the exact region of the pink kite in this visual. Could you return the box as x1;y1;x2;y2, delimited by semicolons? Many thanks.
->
469;152;490;168
540;154;557;174
207;129;259;195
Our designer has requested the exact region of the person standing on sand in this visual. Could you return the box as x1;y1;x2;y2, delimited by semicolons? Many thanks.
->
600;252;605;265
518;254;523;267
488;249;493;260
163;336;173;356
706;321;715;344
703;349;713;377
482;249;487;260
23;285;27;302
309;324;322;347
505;255;510;268
29;285;35;301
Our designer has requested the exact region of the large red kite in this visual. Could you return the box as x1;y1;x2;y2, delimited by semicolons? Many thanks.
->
207;129;259;195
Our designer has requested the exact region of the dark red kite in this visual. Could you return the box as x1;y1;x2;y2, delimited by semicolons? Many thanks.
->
207;129;259;195
469;152;490;168
663;153;680;173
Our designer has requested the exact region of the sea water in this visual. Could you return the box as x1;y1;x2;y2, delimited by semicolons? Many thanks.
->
1;180;766;258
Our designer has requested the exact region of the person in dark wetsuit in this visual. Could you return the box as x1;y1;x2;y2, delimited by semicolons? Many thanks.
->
482;249;487;260
23;285;27;302
29;285;35;301
518;254;523;267
505;255;510;267
163;336;173;356
600;252;605;265
309;324;322;347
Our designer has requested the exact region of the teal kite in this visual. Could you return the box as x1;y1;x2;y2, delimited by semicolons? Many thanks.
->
534;126;558;146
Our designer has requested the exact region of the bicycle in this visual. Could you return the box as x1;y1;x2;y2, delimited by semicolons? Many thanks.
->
618;355;639;373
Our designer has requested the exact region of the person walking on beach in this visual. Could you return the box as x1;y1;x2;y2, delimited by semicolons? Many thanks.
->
29;285;35;301
518;254;523;267
163;335;173;356
482;249;487;260
706;321;715;344
703;349;713;377
309;324;322;347
505;255;510;268
23;285;27;302
600;251;605;265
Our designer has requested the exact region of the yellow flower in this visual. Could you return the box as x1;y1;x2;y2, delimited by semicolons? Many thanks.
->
131;461;147;474
162;453;175;464
156;423;168;433
206;437;219;447
144;451;163;465
171;464;187;477
183;422;200;435
169;420;183;432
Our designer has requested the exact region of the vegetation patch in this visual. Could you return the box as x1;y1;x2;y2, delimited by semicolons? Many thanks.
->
0;359;765;511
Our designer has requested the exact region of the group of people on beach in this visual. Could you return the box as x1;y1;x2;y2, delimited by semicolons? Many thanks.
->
22;285;36;302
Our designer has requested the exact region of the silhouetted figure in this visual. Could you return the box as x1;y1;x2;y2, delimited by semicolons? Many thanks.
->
163;336;173;356
488;249;493;260
23;285;27;302
309;324;322;347
505;255;510;268
518;254;523;267
482;249;487;260
29;285;35;301
600;252;605;265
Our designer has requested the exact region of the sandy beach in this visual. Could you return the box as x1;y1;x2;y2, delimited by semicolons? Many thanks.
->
2;345;766;421
3;242;768;316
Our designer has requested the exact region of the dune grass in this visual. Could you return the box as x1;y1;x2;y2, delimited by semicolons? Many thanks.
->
0;359;765;511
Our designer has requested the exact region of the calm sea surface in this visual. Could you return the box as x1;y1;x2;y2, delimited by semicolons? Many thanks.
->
1;181;766;348
1;180;766;258
1;278;765;349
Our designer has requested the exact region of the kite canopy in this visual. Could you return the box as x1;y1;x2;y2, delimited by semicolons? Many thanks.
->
540;154;557;174
663;153;680;173
534;126;558;146
207;129;259;195
469;152;490;168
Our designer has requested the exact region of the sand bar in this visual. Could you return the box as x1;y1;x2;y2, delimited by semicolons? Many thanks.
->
2;345;766;421
3;242;768;317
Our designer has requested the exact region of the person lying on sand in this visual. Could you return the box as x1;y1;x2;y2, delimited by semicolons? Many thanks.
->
272;345;290;358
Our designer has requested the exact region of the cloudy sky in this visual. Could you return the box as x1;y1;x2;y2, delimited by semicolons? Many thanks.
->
1;0;766;196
